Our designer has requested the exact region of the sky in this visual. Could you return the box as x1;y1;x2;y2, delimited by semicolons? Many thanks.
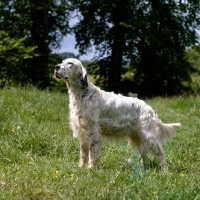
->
54;34;95;61
53;17;95;61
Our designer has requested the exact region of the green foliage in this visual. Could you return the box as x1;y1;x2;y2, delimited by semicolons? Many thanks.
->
186;46;200;72
0;0;200;95
0;0;72;88
74;0;200;96
0;86;199;199
132;45;195;97
0;31;37;86
185;46;200;96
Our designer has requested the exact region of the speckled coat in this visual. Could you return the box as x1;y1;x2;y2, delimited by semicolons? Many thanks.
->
54;58;181;170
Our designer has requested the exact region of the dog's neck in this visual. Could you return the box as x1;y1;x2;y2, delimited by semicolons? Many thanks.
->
66;78;92;99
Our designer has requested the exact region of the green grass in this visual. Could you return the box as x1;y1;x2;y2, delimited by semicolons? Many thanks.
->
0;86;199;199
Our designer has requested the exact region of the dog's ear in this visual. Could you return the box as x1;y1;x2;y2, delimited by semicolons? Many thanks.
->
81;67;88;87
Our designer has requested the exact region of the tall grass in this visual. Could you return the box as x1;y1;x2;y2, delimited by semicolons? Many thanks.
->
0;86;199;199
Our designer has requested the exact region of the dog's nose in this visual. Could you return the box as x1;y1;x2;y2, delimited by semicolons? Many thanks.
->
55;65;60;70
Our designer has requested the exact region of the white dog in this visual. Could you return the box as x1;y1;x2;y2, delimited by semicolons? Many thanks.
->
54;58;181;170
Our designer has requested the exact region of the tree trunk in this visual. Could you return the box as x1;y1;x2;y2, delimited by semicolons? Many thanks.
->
29;0;50;87
108;24;125;92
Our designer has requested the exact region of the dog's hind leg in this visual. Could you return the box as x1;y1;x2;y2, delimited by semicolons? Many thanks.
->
88;134;101;168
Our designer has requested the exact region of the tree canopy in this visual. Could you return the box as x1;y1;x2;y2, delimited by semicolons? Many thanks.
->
73;0;200;96
0;0;200;96
0;0;71;87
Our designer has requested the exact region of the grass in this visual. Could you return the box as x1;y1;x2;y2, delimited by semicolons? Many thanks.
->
0;86;199;199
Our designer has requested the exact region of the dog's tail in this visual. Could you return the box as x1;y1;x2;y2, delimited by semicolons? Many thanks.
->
156;121;181;143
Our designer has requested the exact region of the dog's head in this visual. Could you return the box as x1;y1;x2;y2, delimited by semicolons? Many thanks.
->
54;58;88;88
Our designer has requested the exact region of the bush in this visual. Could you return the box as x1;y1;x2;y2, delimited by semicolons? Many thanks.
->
0;31;37;86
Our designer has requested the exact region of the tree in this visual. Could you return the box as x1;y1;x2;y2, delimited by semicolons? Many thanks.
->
131;0;200;96
73;0;200;96
0;31;37;86
186;46;200;72
0;0;72;87
73;0;131;92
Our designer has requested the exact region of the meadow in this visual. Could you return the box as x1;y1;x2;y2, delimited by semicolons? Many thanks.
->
0;86;199;199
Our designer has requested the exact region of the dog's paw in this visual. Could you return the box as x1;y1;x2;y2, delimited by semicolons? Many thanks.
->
88;164;96;169
79;162;85;168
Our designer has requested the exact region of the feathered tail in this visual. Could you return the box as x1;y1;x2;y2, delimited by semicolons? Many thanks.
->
156;121;182;143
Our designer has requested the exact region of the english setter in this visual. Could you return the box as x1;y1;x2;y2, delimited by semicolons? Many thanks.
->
54;58;181;170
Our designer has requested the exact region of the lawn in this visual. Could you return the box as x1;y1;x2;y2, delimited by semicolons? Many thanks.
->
0;86;199;199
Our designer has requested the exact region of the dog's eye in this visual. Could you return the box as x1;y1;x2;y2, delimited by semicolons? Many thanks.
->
68;62;73;65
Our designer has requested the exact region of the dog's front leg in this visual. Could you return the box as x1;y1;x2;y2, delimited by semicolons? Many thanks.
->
88;134;101;168
79;140;89;167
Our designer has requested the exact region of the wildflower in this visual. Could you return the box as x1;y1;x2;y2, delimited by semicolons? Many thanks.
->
17;126;21;130
153;191;157;195
54;170;59;179
12;130;15;132
70;174;74;180
16;171;21;174
180;173;184;177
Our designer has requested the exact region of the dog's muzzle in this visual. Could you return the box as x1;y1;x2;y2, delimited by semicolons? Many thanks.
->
54;66;68;80
54;65;61;79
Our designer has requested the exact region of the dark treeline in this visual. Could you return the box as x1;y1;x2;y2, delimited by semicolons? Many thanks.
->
0;0;200;96
0;0;71;88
